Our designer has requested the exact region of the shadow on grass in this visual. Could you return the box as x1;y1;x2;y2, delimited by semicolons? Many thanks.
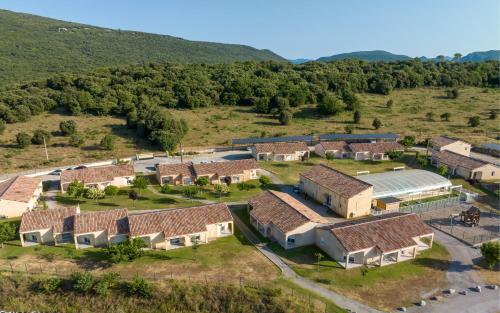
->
413;257;450;271
74;249;113;271
151;197;181;205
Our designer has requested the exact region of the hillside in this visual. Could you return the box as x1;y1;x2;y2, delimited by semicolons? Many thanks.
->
0;9;284;86
317;50;412;62
461;50;500;62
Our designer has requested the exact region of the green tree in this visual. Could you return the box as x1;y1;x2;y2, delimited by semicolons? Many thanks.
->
480;241;500;269
437;165;448;177
353;110;361;124
453;52;462;62
85;187;105;203
183;185;199;199
446;88;459;99
16;132;31;148
160;184;170;194
341;89;361;111
401;135;415;149
31;129;51;145
214;183;229;198
71;272;96;294
259;175;271;186
386;99;393;110
325;152;335;160
59;120;77;135
104;185;119;197
0;222;17;248
107;238;145;263
387;150;403;160
278;109;292;125
318;93;344;115
128;190;138;208
314;252;324;271
372;118;382;130
69;132;85;147
100;134;117;150
440;112;451;122
195;176;209;188
67;180;85;203
468;116;480;127
132;176;148;194
425;112;434;121
191;238;200;261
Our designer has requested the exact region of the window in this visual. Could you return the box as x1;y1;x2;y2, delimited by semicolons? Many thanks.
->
183;177;192;185
162;176;171;184
190;234;201;243
83;237;91;244
492;172;495;176
324;194;331;206
219;224;226;232
31;235;37;241
232;175;240;183
343;255;355;262
287;237;295;243
170;238;181;245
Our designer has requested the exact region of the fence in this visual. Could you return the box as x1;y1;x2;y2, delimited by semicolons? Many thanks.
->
371;196;461;216
426;218;499;246
0;262;333;313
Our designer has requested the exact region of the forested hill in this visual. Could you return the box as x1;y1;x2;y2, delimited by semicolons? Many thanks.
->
317;50;412;62
0;59;498;152
0;9;284;86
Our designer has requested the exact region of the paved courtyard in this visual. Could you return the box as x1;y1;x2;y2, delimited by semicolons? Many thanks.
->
419;206;500;246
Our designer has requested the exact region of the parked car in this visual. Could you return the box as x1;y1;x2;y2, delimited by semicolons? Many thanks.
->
246;146;252;151
74;165;87;170
50;169;63;176
292;185;300;194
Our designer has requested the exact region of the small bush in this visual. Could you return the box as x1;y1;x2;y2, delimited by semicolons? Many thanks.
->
237;182;256;191
69;132;85;147
127;276;153;298
325;152;335;160
59;120;77;135
100;134;117;150
480;241;500;269
259;175;271;186
71;272;96;294
160;184;170;194
104;185;119;196
38;277;61;294
16;132;32;148
0;120;5;135
372;118;382;130
107;238;145;263
93;272;120;296
387;150;403;160
31;129;51;145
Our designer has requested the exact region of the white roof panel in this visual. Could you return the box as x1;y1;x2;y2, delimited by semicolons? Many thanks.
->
357;169;452;199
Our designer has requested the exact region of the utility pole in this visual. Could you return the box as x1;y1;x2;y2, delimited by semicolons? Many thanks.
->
43;136;49;161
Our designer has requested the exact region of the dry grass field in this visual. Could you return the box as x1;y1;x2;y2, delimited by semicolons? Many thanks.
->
1;87;498;174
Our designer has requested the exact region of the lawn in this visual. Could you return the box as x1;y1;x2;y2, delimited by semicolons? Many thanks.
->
55;187;203;211
160;179;273;203
260;154;420;185
1;87;498;175
269;242;450;311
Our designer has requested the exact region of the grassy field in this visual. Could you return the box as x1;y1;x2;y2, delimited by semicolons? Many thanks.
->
0;87;498;174
55;186;202;211
269;242;450;311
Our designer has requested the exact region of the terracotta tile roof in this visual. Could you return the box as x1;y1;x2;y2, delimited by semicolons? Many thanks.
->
193;159;258;176
249;190;328;233
318;141;349;152
300;164;372;198
128;203;233;238
321;213;433;252
348;142;404;154
74;208;129;236
254;142;309;155
430;136;463;149
157;162;195;177
61;164;135;186
0;176;42;203
19;207;77;234
434;150;489;170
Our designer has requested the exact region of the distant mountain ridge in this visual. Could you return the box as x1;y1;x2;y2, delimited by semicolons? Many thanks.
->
291;50;500;64
0;9;285;86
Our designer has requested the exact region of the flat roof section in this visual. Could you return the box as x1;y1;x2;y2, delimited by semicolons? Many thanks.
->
232;135;314;145
356;169;452;199
319;133;400;141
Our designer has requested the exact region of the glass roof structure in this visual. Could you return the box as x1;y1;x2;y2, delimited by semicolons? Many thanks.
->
319;133;399;141
356;169;452;199
232;135;314;145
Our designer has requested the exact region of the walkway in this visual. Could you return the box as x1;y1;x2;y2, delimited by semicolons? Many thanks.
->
232;209;382;313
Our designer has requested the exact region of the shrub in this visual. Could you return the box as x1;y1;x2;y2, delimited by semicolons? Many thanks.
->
214;184;229;198
401;135;415;149
69;132;85;147
468;116;480;127
325;152;335;160
195;176;209;187
100;134;117;150
93;272;120;296
344;124;353;134
417;156;429;168
480;241;500;269
38;277;61;294
107;238;145;263
489;110;497;120
387;150;403;160
317;93;344;115
72;272;96;293
183;185;199;198
278;109;292;125
31;129;51;145
372;118;382;130
446;88;459;99
237;182;256;191
132;176;148;193
259;175;271;186
104;185;119;196
0;119;5;135
386;99;393;109
160;184;170;194
440;112;451;122
127;276;153;298
59;120;77;135
85;187;106;201
437;165;448;177
425;112;434;121
353;110;361;124
0;221;18;248
16;132;31;148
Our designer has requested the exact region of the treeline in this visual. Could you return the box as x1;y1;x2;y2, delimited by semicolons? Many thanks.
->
0;59;498;149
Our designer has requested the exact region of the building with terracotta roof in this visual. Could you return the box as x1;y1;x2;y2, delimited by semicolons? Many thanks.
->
128;203;233;250
156;159;259;186
316;213;434;268
348;142;404;161
431;150;499;181
299;164;373;218
248;190;328;249
252;142;310;161
73;208;130;248
0;176;43;218
430;136;471;157
19;207;78;246
60;164;135;192
314;141;350;158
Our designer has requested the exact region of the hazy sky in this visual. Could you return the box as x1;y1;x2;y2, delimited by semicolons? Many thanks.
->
2;0;499;59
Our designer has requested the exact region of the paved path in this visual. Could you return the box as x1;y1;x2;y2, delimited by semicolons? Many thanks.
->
231;208;382;313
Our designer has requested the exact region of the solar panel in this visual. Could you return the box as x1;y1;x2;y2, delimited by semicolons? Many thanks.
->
319;133;400;141
232;135;314;145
